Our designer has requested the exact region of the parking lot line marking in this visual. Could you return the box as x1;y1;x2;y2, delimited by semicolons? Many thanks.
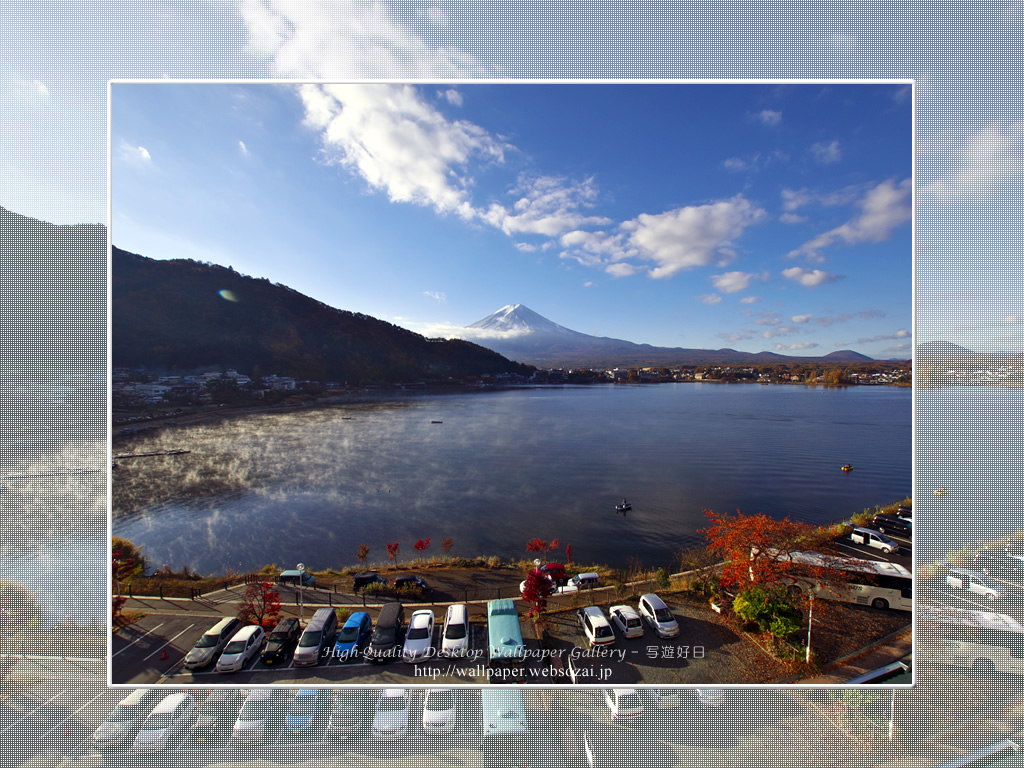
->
0;691;63;736
111;622;165;658
39;689;108;739
143;623;196;660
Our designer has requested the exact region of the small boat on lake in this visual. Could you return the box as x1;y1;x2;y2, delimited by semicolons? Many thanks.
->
841;464;853;472
615;499;632;512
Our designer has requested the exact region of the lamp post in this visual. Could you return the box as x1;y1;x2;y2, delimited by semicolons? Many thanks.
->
297;563;306;623
805;593;814;664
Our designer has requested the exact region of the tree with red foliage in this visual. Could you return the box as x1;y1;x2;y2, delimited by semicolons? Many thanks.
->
520;570;556;616
236;580;282;628
701;508;833;591
386;542;400;562
414;538;431;552
526;538;547;553
442;537;453;555
565;544;572;565
356;544;370;563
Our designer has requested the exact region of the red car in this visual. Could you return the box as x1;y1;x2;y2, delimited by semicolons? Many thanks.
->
533;563;566;581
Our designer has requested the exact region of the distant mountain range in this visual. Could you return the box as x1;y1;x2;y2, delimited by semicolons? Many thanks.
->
458;304;880;368
112;247;531;382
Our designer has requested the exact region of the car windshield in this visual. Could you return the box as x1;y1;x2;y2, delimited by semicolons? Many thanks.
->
426;690;454;710
269;630;292;643
379;695;407;712
626;617;642;628
238;699;269;721
337;625;359;642
407;625;430;640
444;623;466;640
298;630;322;647
223;640;247;654
194;634;220;648
105;705;136;723
142;713;172;730
654;608;673;623
288;695;315;717
595;625;612;638
372;627;396;645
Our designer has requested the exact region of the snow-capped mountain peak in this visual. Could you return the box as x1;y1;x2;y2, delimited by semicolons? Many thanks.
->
468;304;575;335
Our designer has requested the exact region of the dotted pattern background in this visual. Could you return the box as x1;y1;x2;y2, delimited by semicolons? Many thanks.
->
1;2;1021;766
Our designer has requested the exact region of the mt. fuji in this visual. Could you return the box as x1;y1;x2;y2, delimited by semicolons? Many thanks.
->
456;304;875;368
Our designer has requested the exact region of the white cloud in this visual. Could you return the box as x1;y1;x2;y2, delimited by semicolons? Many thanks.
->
440;88;462;106
482;174;612;237
697;294;723;305
11;75;50;99
711;271;754;294
606;262;639;277
755;314;781;326
810;139;841;164
118;139;152;165
855;329;911;343
238;139;249;156
723;157;749;172
757;109;782;126
774;341;819;351
298;83;505;220
621;195;766;279
779;212;806;224
424;291;446;303
791;314;813;323
922;120;1024;204
237;0;483;79
739;296;759;304
786;178;912;261
416;6;448;27
781;266;842;287
762;325;800;339
718;330;755;342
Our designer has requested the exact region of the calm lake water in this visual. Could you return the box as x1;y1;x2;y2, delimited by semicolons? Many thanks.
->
113;383;912;575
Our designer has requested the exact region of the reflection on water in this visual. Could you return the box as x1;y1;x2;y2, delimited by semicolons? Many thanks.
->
113;385;911;575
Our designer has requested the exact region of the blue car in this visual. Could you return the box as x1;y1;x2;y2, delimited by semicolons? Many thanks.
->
334;611;372;661
285;689;327;735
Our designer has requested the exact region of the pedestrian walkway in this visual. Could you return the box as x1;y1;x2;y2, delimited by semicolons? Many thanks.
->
788;626;913;684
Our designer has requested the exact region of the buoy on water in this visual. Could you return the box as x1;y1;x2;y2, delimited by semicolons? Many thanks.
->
841;464;853;472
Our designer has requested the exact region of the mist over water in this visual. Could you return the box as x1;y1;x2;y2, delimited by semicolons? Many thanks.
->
113;384;911;575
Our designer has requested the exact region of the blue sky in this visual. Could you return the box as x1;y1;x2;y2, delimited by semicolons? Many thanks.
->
1;2;1023;356
112;82;912;357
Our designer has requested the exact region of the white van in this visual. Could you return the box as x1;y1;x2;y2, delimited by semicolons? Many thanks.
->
216;625;266;673
440;603;469;657
602;688;644;720
91;688;163;750
294;607;339;666
570;572;600;590
947;566;1005;600
132;692;196;752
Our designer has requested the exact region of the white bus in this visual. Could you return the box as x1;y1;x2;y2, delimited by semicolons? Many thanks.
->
774;550;913;611
920;604;1024;675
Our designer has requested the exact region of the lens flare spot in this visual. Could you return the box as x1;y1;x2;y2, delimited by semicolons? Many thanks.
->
218;289;239;302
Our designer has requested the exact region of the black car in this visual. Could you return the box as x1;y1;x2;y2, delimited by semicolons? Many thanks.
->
872;513;912;538
192;688;244;745
260;617;301;665
974;549;1024;578
896;505;912;519
393;574;429;592
353;572;387;593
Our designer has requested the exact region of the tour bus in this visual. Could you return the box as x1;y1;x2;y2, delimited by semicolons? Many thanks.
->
486;599;526;672
481;687;530;768
920;604;1024;675
763;549;913;611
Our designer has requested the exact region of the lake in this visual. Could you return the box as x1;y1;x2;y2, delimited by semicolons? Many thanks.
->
112;383;912;576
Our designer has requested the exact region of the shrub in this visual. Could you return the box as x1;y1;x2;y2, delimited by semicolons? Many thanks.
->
734;585;802;638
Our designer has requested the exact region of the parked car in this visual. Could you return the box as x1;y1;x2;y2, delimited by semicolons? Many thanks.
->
608;605;644;639
577;606;615;647
974;549;1024;578
602;688;644;720
646;688;681;709
422;688;457;734
371;689;411;738
91;689;164;751
533;562;567;581
232;688;284;746
520;575;577;596
183;617;241;671
260;617;301;665
569;572;600;590
947;566;1005;600
216;625;266;673
440;603;470;657
353;572;387;592
327;689;366;740
403;609;436;662
366;602;405;663
872;513;912;538
132;693;197;752
637;593;680;638
293;607;339;666
191;688;244;746
850;527;899;554
393;574;430;594
896;504;912;519
694;688;727;707
334;611;373;660
285;689;329;736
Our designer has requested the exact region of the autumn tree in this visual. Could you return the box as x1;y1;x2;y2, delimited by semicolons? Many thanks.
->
112;537;147;595
386;542;400;562
701;509;832;590
520;570;556;617
237;580;282;628
356;544;369;563
442;537;453;555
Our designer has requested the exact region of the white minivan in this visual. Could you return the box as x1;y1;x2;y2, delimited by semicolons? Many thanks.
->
440;603;469;657
132;692;197;752
216;625;266;673
602;688;644;720
947;566;1005;600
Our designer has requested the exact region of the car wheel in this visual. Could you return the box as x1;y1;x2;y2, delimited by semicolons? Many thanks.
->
871;598;889;610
